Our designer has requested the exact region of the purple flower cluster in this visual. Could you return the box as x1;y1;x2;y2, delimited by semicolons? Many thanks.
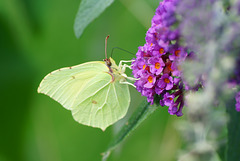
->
132;0;240;115
131;0;195;116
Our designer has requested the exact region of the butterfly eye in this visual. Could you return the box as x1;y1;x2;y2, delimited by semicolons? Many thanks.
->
103;58;112;67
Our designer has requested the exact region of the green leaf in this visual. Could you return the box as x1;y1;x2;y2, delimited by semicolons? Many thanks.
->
74;0;114;38
226;99;240;161
102;98;159;161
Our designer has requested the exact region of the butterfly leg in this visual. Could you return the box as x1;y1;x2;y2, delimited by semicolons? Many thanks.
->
126;76;138;81
119;79;136;88
120;73;138;81
118;60;134;71
121;64;133;73
119;60;134;67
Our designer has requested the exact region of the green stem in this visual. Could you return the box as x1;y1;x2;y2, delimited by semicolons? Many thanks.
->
102;98;159;161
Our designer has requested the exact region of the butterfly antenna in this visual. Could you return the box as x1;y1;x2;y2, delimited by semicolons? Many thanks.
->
111;47;135;58
105;35;110;59
104;35;112;67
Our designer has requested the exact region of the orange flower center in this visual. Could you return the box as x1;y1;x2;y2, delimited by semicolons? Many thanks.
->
175;50;180;56
155;62;161;69
145;66;150;72
169;97;173;100
148;76;153;83
164;78;170;83
159;48;164;54
143;64;146;69
167;63;173;72
154;33;158;40
150;43;153;46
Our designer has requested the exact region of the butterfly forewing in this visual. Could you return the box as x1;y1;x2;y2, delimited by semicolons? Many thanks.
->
38;61;108;110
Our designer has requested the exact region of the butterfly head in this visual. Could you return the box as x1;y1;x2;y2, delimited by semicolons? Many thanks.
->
103;58;112;67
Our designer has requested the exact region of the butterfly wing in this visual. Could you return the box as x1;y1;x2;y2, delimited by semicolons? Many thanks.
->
38;61;109;110
38;61;130;130
71;76;130;130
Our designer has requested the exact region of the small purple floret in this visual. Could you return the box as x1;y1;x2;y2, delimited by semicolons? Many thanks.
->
158;74;174;90
163;93;175;106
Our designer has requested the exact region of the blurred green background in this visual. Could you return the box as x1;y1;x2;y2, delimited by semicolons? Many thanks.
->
0;0;181;161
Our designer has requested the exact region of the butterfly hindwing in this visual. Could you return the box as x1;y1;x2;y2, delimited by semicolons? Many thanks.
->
72;77;130;130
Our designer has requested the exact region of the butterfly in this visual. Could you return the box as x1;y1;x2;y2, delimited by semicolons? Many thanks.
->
38;36;135;131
